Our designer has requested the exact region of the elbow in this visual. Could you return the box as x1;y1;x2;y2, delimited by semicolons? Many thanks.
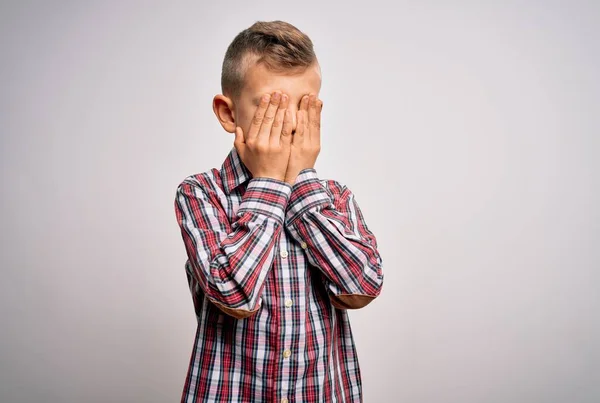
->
330;272;384;310
330;292;379;310
209;297;262;320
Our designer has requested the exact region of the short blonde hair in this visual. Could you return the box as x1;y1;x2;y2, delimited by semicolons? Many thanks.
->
221;20;317;100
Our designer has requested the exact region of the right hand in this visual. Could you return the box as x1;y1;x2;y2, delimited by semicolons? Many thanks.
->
234;91;293;182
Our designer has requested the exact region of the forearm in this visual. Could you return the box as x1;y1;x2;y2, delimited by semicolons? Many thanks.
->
176;176;292;318
285;169;384;309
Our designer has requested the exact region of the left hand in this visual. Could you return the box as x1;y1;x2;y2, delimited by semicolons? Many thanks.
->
284;93;323;186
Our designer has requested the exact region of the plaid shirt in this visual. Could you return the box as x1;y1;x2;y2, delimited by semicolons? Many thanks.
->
174;146;384;402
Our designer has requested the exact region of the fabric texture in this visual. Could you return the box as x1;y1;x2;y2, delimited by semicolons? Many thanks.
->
174;146;384;402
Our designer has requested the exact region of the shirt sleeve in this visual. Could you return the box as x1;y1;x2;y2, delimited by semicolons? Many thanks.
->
174;175;292;319
285;168;384;310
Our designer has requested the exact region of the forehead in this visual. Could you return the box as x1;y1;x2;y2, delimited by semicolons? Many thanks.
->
243;62;322;103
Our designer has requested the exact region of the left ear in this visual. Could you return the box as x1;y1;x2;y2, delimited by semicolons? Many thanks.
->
212;94;236;133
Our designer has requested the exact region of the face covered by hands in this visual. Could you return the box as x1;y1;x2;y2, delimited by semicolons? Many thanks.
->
212;61;323;186
234;90;323;186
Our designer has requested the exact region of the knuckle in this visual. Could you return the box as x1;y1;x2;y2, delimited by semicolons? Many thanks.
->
248;140;263;151
263;114;274;123
252;115;263;125
272;116;283;127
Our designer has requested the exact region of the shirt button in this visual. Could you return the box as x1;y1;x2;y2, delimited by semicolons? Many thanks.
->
280;249;288;258
281;399;289;403
283;349;291;358
285;299;293;307
300;241;307;249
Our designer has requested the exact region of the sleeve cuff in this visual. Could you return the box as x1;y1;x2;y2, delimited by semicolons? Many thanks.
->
236;177;292;223
285;168;332;225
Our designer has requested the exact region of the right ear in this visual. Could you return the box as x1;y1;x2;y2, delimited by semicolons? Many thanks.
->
212;94;236;133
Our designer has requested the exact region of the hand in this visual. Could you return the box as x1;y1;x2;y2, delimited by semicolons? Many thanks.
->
234;91;294;182
284;93;323;186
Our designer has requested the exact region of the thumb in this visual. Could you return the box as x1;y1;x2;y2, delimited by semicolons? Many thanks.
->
233;126;245;152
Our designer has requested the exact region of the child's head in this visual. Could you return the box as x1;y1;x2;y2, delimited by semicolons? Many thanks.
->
213;20;321;136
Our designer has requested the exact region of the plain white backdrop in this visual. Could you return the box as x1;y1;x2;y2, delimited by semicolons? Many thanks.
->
1;1;598;402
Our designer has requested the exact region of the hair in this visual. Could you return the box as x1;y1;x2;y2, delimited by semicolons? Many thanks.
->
221;20;317;101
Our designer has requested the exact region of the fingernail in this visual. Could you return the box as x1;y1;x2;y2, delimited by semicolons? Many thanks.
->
262;94;270;102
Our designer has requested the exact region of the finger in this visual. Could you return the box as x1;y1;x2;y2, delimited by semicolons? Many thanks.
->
307;94;320;140
300;93;309;112
248;93;271;141
271;93;288;142
295;95;309;138
280;108;293;146
313;98;323;142
259;91;281;141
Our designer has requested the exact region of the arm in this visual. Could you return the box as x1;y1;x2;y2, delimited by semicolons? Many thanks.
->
285;168;384;310
174;175;292;319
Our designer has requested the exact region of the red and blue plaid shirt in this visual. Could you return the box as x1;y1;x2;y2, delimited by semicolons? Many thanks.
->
174;146;384;402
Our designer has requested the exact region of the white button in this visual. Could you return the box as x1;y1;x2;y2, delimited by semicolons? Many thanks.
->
283;349;291;358
285;299;293;307
281;398;289;403
300;241;307;249
280;249;288;258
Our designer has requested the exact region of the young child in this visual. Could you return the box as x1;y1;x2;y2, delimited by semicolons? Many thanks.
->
174;20;384;403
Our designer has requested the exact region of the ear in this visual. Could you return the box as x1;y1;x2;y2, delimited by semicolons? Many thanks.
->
212;94;236;133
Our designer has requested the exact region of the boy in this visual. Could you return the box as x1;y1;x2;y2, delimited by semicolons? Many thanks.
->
174;20;384;403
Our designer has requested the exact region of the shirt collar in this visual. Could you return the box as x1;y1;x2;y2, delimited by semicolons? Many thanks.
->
221;146;252;195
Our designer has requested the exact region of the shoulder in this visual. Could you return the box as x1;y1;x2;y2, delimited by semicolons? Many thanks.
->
176;168;221;191
320;178;348;196
316;176;355;207
174;168;223;201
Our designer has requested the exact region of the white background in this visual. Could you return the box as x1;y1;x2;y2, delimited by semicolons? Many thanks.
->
1;1;598;402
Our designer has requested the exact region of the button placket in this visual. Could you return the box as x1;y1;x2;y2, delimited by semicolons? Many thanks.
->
278;232;297;403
